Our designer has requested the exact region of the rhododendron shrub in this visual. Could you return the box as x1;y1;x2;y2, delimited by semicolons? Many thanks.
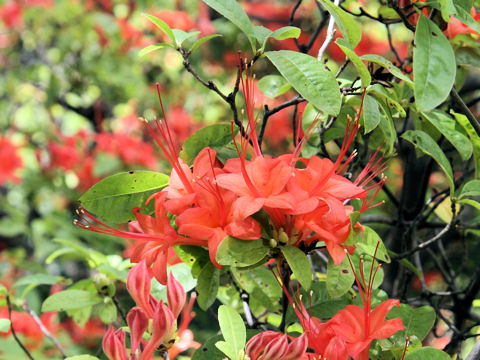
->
2;0;480;360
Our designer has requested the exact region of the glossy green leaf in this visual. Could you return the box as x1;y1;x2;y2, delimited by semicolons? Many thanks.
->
257;75;291;98
326;256;355;298
180;123;235;164
355;226;391;263
42;289;102;312
318;0;362;48
215;306;246;360
421;110;473;161
143;14;175;41
361;95;382;134
216;237;269;267
265;50;341;115
452;111;480;178
335;38;371;87
405;347;450;360
402;130;454;194
459;180;480;199
281;245;312;290
79;171;169;223
0;319;10;333
138;43;174;57
413;14;456;111
196;262;220;310
202;0;256;51
361;54;413;86
388;304;436;341
190;34;222;54
172;29;200;47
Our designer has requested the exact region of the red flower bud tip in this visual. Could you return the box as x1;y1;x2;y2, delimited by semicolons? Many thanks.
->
167;272;186;319
127;260;157;318
127;307;149;358
247;331;295;360
102;326;128;360
284;333;309;360
140;301;176;360
261;334;289;360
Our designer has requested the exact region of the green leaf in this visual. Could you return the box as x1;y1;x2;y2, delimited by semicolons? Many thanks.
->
265;50;341;115
196;262;220;310
65;356;101;360
387;304;436;341
13;274;62;288
404;347;450;360
361;95;382;134
98;299;117;324
318;0;362;48
42;289;102;312
459;180;480;199
138;43;174;57
179;123;235;164
79;171;169;223
271;26;301;41
335;38;371;87
451;1;479;32
281;245;312;290
215;306;246;360
361;54;414;87
421;110;473;161
458;198;480;211
202;0;256;52
452;111;480;178
0;319;11;333
232;266;282;312
216;237;268;267
326;256;355;298
143;14;175;41
413;14;456;111
257;75;291;98
172;29;200;47
190;34;222;54
355;226;391;263
402;130;455;195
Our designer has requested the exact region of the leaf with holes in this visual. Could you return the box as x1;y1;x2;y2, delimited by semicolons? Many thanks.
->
326;257;355;298
79;171;169;223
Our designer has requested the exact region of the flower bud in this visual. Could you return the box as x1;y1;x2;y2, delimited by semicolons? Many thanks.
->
127;260;157;317
245;331;283;360
102;326;128;360
283;333;308;360
167;272;186;319
127;307;149;359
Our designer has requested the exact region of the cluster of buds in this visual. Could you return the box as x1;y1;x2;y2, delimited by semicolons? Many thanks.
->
103;260;188;360
245;331;309;360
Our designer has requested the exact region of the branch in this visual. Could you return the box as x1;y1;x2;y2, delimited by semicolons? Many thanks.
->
317;0;340;60
6;295;35;360
451;88;480;137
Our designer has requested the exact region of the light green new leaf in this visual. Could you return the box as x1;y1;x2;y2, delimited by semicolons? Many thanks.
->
42;289;102;312
172;29;200;47
202;0;256;52
318;0;362;48
143;14;175;41
404;347;450;360
138;43;174;57
421;110;473;161
271;26;301;41
265;50;341;115
458;199;480;211
281;245;312;290
79;171;169;223
402;130;454;194
326;256;355;298
459;180;480;199
355;226;391;263
413;14;456;111
452;111;480;178
190;34;222;54
215;306;246;360
0;319;11;333
361;54;413;87
335;38;371;87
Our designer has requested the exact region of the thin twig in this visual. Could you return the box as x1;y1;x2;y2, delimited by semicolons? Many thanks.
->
317;0;340;60
6;295;35;360
112;296;127;324
451;88;480;137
